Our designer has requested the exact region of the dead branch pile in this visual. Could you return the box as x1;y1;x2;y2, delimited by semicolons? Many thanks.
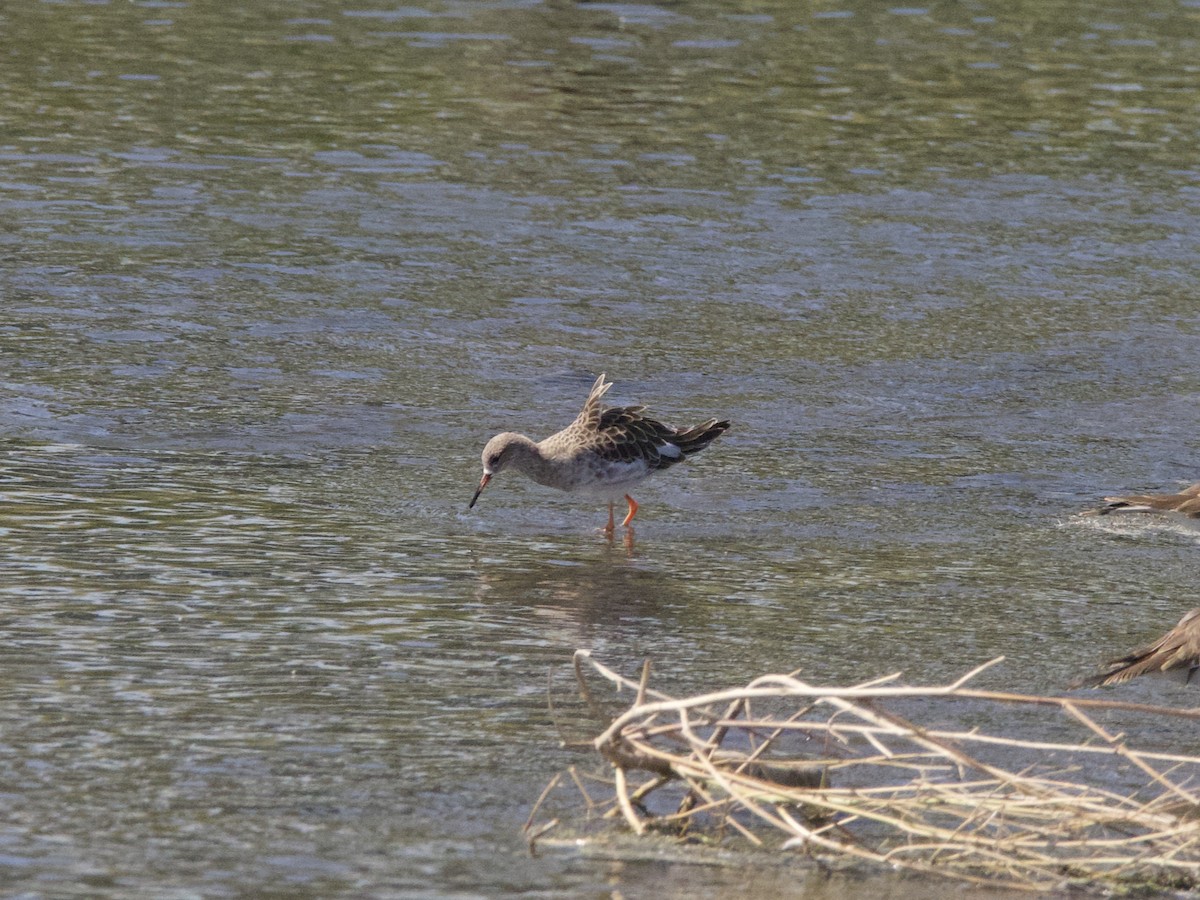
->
531;650;1200;893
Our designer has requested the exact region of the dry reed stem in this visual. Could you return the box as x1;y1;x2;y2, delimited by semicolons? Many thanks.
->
551;651;1200;892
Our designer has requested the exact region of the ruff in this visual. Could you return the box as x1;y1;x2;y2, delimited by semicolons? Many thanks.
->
469;374;729;532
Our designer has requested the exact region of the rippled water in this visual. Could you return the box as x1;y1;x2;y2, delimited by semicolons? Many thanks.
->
3;0;1200;896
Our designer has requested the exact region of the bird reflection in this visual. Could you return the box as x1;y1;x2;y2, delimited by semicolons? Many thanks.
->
469;544;689;637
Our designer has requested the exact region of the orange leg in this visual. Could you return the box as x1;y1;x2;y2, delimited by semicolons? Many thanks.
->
603;502;616;534
621;494;639;528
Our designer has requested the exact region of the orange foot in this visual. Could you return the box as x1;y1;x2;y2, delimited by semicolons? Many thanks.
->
621;494;639;528
602;502;616;536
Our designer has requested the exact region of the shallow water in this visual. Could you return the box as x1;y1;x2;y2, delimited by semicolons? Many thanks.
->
3;0;1200;896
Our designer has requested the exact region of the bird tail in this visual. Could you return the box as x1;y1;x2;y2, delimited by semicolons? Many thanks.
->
672;419;730;456
1083;499;1152;516
1082;483;1200;516
1067;668;1125;690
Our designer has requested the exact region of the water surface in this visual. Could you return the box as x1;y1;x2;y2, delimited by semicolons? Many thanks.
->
3;0;1200;896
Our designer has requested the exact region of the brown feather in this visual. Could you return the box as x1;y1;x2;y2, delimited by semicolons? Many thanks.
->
1071;608;1200;688
570;373;613;434
1086;482;1200;517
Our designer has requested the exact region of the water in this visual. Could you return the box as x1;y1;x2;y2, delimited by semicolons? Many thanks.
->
3;0;1200;896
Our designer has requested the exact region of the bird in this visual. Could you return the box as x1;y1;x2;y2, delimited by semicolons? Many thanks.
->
468;374;729;533
1083;483;1200;518
1071;608;1200;688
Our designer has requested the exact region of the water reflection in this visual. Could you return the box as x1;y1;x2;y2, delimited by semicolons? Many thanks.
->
471;545;678;633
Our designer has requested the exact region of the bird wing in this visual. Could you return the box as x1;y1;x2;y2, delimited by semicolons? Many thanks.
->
1090;608;1200;685
570;373;613;433
591;405;674;467
1099;483;1200;515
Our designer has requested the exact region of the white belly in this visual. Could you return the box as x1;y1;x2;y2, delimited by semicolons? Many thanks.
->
541;456;653;498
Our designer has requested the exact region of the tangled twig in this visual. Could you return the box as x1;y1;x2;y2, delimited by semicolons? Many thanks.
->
531;651;1200;893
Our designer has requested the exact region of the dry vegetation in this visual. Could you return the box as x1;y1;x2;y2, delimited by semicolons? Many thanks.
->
527;651;1200;893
